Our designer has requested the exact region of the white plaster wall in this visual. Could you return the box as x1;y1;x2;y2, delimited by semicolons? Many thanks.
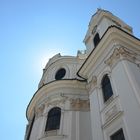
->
90;88;104;140
62;110;71;137
79;111;92;140
29;117;43;140
85;37;94;55
124;61;140;104
97;18;114;37
70;110;92;140
70;111;77;140
111;60;140;140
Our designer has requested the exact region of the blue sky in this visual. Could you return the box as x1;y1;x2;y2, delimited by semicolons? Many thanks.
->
0;0;140;139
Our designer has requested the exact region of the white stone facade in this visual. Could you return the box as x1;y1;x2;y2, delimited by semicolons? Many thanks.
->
25;9;140;140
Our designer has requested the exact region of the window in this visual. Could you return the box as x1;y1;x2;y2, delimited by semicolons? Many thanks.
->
101;74;113;102
93;33;100;47
45;107;61;131
55;68;66;80
110;128;125;140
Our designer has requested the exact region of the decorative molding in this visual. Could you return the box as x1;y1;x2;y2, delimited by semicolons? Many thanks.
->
105;47;137;68
92;76;97;85
35;104;45;118
102;111;123;129
119;47;136;61
105;104;118;122
101;95;123;129
43;93;89;109
86;76;97;92
46;98;66;107
27;79;87;119
40;133;67;140
70;98;90;111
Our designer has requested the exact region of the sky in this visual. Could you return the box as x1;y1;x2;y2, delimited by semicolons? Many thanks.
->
0;0;140;140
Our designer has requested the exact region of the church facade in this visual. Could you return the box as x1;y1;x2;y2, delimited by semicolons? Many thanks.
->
25;9;140;140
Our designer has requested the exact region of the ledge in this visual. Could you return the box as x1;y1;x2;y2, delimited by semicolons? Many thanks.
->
78;25;140;79
102;111;123;129
39;134;67;140
26;79;87;120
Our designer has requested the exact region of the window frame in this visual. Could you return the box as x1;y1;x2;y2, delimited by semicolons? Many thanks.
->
55;68;66;80
101;74;113;102
45;107;61;131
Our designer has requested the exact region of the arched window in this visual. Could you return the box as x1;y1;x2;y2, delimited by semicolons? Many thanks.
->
93;33;100;47
45;107;61;131
101;74;113;102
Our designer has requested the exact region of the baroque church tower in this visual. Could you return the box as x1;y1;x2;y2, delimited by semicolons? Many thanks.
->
25;9;140;140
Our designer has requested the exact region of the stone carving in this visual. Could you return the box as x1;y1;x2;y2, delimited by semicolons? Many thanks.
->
105;48;120;67
119;47;136;61
86;76;97;92
45;95;67;107
70;98;90;110
105;47;136;67
92;76;97;85
42;93;89;112
46;99;65;107
35;104;45;118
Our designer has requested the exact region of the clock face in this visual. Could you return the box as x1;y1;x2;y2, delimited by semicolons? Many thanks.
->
55;68;66;80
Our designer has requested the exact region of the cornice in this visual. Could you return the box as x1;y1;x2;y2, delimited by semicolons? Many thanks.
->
26;79;87;120
105;46;138;68
44;57;79;74
78;26;140;79
44;55;77;71
86;76;97;93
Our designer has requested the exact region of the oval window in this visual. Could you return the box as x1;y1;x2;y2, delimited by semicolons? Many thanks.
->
55;68;66;80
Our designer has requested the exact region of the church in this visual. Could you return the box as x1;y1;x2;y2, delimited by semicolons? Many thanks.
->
25;9;140;140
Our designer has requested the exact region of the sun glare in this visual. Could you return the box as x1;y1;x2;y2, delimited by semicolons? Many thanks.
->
30;41;70;77
36;48;62;73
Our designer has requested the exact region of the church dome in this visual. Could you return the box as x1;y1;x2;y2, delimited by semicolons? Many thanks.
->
38;53;86;88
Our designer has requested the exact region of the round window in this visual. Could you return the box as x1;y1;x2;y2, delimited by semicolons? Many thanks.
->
55;68;66;80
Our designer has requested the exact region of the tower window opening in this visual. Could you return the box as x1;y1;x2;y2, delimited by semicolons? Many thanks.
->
93;33;100;47
45;107;61;131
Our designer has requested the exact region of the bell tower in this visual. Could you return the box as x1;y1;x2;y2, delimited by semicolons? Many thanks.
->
84;9;133;55
78;9;140;140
